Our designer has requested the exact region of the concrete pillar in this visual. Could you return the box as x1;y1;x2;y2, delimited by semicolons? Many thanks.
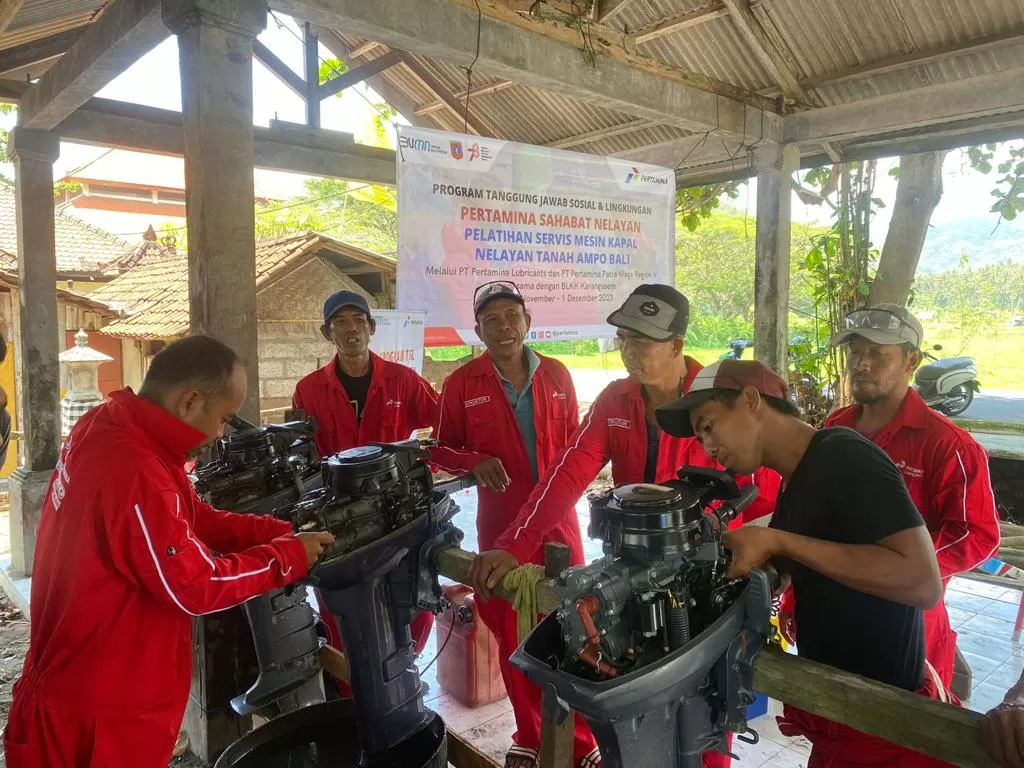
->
162;0;265;759
752;144;799;376
8;128;61;577
164;0;264;423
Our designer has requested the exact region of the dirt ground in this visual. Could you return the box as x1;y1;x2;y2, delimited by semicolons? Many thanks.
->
0;594;28;768
0;593;207;768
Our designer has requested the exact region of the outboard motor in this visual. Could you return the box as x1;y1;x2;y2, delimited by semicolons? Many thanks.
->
511;467;773;768
214;439;469;768
191;416;325;717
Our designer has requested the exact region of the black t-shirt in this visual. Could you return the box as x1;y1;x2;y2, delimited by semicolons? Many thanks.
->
336;359;373;423
769;427;927;691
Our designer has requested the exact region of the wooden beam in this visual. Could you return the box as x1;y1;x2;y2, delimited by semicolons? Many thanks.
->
721;0;804;101
270;0;781;139
252;39;306;97
785;67;1024;144
801;29;1024;92
303;21;320;127
548;118;659;149
398;52;497;137
0;27;86;77
0;0;25;37
415;79;515;116
18;0;168;130
754;648;995;767
635;3;732;45
35;91;399;185
318;50;400;98
349;39;381;58
598;0;637;23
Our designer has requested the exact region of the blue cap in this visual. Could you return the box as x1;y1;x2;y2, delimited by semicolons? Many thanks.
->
323;291;372;326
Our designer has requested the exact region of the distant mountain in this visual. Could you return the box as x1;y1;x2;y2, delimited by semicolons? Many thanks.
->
918;215;1024;273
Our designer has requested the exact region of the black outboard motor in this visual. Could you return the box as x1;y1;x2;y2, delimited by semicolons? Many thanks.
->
191;416;325;717
216;440;467;768
511;467;773;768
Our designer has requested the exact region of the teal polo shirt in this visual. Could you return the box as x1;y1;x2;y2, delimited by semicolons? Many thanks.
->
495;347;541;482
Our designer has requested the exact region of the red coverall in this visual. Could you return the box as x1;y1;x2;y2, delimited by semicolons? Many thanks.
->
492;358;783;768
777;389;1000;691
292;350;441;695
4;390;309;768
430;351;598;764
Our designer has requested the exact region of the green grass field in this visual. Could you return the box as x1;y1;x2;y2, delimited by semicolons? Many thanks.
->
921;322;1024;392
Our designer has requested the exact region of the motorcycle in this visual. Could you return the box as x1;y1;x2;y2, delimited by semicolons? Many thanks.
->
719;338;753;360
914;344;980;417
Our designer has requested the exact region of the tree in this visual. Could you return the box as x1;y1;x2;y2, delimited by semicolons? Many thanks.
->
872;151;947;306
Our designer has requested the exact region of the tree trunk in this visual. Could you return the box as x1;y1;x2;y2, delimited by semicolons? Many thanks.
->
871;151;948;306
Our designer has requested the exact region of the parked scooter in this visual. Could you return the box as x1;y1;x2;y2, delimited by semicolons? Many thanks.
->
720;338;753;360
914;344;980;417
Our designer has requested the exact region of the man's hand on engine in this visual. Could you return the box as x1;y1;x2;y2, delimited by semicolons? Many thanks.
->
721;527;780;579
468;549;520;600
472;456;511;492
297;531;336;569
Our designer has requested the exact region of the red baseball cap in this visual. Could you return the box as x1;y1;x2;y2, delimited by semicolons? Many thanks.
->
656;359;790;437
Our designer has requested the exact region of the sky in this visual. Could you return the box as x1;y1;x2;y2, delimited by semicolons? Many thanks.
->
0;11;1020;244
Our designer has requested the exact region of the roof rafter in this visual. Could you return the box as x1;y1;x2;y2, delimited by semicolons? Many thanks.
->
18;0;168;130
398;52;499;137
269;0;780;140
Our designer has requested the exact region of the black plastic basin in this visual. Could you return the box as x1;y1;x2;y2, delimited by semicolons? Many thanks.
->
213;700;447;768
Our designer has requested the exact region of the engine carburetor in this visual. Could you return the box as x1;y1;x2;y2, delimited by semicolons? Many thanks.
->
512;467;773;768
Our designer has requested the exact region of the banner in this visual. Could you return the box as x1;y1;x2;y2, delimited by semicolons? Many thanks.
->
369;309;426;374
396;126;676;346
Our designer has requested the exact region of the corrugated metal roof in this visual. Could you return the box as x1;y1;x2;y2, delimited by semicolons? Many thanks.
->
6;0;1024;177
5;0;105;33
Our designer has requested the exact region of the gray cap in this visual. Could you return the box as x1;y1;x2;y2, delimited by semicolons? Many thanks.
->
831;303;923;348
607;284;689;342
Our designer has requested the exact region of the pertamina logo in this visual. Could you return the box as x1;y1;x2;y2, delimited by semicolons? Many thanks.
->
625;166;669;186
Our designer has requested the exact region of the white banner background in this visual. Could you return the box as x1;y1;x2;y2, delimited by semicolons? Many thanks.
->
369;309;427;374
396;126;676;346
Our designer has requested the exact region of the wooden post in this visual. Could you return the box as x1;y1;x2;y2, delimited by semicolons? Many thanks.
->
163;0;264;423
538;541;575;768
162;0;266;759
752;143;799;376
8;127;61;578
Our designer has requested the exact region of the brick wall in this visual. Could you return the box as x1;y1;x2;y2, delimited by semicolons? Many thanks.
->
256;257;390;417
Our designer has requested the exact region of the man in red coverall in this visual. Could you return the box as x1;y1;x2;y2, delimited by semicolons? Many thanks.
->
468;284;781;768
430;280;599;768
292;289;440;694
3;335;335;768
778;304;999;696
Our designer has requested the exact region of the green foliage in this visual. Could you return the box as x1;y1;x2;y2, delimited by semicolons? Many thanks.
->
253;177;397;255
675;182;742;232
318;58;348;89
965;141;1024;222
0;103;16;166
